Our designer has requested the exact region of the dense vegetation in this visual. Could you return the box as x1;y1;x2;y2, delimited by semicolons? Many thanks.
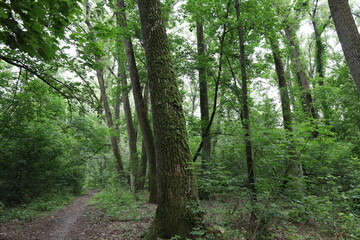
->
0;0;359;239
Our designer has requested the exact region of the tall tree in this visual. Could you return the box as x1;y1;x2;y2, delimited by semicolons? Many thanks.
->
137;0;201;238
234;0;257;228
85;0;124;175
197;22;212;169
116;0;157;203
328;0;360;94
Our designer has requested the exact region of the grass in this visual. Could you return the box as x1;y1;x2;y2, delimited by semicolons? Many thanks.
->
0;191;78;222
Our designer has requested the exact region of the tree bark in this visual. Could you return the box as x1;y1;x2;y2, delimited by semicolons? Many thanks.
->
328;0;360;94
137;0;201;238
118;59;139;192
196;23;211;166
284;26;317;120
117;0;157;203
96;66;124;174
270;37;293;132
235;0;256;225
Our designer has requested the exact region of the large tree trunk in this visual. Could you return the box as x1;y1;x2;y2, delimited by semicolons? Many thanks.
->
137;0;201;238
116;0;157;203
328;0;360;94
234;0;256;226
196;22;211;166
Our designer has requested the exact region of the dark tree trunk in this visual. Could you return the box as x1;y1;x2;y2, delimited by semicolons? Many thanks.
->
270;37;293;132
270;36;304;191
118;59;139;192
235;0;256;225
328;0;360;94
137;0;201;238
117;0;157;203
196;22;211;166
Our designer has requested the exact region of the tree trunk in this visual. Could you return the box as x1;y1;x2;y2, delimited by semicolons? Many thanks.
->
270;37;293;132
235;0;256;226
136;140;147;191
116;0;157;203
137;0;201;238
118;59;139;192
196;22;211;166
328;0;360;94
85;0;124;176
284;26;317;120
96;66;124;174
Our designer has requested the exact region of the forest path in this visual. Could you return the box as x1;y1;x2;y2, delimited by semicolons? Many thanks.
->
0;190;97;240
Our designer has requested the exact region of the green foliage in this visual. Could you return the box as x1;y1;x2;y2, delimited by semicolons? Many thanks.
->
0;191;75;222
0;0;81;59
90;186;138;220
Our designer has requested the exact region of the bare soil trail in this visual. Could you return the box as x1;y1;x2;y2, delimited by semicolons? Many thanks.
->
0;190;155;240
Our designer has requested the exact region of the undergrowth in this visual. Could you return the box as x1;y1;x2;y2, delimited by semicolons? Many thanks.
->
0;190;77;222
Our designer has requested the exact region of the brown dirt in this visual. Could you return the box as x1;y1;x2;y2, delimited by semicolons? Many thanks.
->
0;191;156;240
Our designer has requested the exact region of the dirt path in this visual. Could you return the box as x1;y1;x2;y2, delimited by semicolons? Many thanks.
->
0;191;156;240
0;190;97;240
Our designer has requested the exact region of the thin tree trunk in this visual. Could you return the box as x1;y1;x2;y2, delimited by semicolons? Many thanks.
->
235;0;257;228
96;66;124;174
270;37;293;132
85;0;123;175
137;0;201;238
196;23;211;167
270;36;304;191
328;0;360;94
284;26;317;120
136;140;147;191
118;59;139;192
116;0;157;203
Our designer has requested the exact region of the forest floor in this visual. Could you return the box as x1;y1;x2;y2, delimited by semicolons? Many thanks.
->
0;190;155;240
0;191;347;240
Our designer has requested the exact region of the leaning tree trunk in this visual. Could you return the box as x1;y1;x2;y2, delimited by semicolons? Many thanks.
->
270;37;293;133
137;0;201;238
85;0;123;175
116;0;157;203
284;26;317;120
328;0;360;94
96;65;124;175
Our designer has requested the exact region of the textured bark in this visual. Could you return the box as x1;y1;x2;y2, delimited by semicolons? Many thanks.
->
117;0;157;203
235;0;256;213
270;37;293;132
137;0;201;238
284;27;317;120
118;60;139;192
196;22;211;166
328;0;360;94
